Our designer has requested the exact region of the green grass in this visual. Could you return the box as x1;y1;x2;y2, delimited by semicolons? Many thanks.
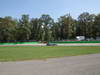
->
0;46;100;61
0;42;40;45
50;41;100;44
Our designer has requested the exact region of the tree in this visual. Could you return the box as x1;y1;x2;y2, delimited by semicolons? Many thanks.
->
0;17;16;42
30;18;42;41
94;14;100;38
57;14;76;39
16;14;31;41
51;22;60;40
0;13;100;43
39;14;54;41
78;12;95;38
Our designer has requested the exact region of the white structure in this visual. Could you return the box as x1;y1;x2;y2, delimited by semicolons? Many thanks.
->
76;36;85;41
96;37;100;40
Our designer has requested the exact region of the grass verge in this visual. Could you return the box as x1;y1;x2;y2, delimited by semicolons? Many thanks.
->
0;46;100;61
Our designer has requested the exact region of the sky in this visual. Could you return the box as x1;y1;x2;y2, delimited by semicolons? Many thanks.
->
0;0;100;20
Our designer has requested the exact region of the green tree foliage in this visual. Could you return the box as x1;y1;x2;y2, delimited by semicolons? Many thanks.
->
51;22;61;40
39;14;54;41
0;13;100;43
16;14;31;41
78;12;95;38
94;14;100;37
0;17;16;42
30;18;42;41
58;14;76;39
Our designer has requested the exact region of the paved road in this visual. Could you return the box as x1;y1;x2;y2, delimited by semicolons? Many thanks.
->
0;54;100;75
0;43;100;46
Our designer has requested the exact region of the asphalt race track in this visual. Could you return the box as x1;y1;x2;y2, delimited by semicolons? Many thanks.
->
0;54;100;75
0;43;100;46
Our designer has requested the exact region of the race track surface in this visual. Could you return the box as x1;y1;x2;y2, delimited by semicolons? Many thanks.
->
0;54;100;75
0;43;100;46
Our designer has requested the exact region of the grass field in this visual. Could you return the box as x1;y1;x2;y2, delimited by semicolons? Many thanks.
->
0;46;100;61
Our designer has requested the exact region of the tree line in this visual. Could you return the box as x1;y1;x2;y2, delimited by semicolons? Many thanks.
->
0;12;100;42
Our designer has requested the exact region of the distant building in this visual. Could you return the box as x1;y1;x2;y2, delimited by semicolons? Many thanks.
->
96;37;100;40
76;36;85;41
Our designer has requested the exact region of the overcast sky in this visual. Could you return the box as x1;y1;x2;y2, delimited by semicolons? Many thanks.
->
0;0;100;20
